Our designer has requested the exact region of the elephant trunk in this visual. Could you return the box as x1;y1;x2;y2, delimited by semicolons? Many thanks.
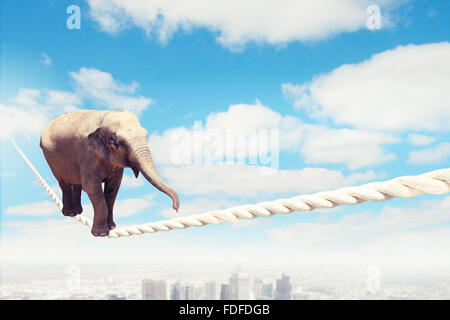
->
127;136;179;212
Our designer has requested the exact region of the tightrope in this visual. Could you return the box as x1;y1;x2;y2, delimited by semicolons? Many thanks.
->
10;138;450;238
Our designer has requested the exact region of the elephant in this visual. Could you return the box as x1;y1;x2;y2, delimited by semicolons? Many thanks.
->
40;109;179;237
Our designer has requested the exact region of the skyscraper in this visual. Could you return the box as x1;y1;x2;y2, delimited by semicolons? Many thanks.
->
262;283;274;300
253;278;263;300
170;281;195;300
183;283;195;300
141;279;168;300
274;274;291;300
205;280;218;300
171;282;182;300
229;273;251;300
220;284;230;300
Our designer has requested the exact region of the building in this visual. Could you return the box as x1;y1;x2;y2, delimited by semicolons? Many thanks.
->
261;283;274;299
183;283;195;300
141;279;167;300
274;274;291;300
205;280;218;300
170;281;195;300
253;278;263;300
229;273;251;300
220;284;230;300
170;282;182;300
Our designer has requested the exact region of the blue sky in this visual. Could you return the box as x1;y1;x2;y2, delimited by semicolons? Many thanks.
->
1;0;449;267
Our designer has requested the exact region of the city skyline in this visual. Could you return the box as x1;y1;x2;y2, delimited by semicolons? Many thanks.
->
3;261;450;300
143;272;292;300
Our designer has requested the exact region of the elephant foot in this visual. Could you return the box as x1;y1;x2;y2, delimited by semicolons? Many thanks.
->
91;225;110;237
62;206;82;217
74;205;83;215
108;220;116;230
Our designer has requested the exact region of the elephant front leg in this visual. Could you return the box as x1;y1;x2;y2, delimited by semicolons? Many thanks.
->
104;169;123;230
84;183;110;237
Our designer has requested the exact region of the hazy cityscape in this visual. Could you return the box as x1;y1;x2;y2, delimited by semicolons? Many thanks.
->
1;262;450;300
141;272;292;300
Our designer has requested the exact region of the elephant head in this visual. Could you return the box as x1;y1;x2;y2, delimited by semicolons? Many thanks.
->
87;110;179;212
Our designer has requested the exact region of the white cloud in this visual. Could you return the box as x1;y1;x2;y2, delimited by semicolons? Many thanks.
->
40;53;52;66
6;219;91;239
0;87;81;140
69;67;152;114
408;142;450;165
204;101;284;130
301;126;399;169
0;104;49;140
161;163;378;198
11;88;41;107
5;201;59;216
0;88;71;139
282;42;450;132
87;0;401;50
46;90;81;112
408;133;435;146
64;67;152;114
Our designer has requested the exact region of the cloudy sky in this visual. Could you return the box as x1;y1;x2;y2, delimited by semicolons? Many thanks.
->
1;0;449;273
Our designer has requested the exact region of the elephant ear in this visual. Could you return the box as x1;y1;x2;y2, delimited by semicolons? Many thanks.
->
87;127;109;161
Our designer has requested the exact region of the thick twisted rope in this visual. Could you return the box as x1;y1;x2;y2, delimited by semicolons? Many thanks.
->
10;138;450;239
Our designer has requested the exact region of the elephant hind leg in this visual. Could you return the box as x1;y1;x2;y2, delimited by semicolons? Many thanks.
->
72;184;83;215
59;181;82;217
59;180;75;216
